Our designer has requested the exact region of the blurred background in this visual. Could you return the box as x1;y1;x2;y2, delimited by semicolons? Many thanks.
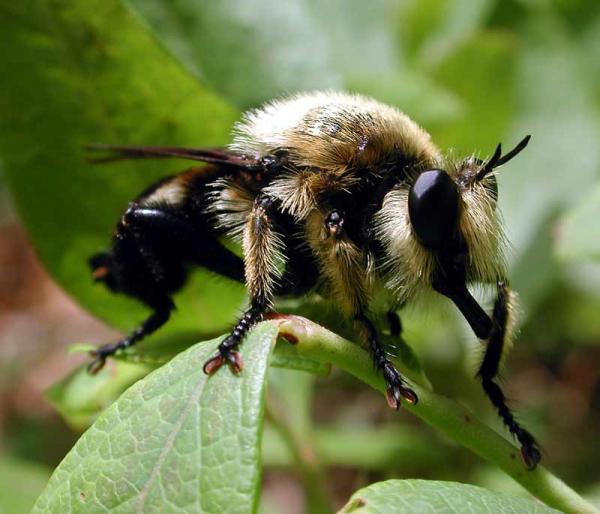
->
0;0;599;512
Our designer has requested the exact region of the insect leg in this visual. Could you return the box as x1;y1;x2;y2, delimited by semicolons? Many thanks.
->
308;207;417;409
88;301;173;374
477;282;541;469
124;205;245;283
356;313;418;409
88;207;182;373
432;279;492;339
203;194;283;375
275;216;320;297
88;205;242;373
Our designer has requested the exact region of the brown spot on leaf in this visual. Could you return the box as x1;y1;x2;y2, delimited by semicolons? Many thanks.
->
343;497;367;512
280;332;298;344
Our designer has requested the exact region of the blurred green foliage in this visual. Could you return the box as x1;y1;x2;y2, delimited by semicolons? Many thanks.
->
0;456;50;514
0;0;599;512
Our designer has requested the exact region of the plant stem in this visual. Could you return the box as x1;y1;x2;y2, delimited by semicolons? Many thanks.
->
268;315;599;514
262;425;453;470
265;404;333;514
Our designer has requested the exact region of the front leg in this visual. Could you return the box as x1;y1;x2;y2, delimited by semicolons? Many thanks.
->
203;195;284;375
436;273;542;469
307;208;417;409
477;282;542;469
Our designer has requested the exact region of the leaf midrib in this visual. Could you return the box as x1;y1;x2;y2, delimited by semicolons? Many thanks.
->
135;369;207;513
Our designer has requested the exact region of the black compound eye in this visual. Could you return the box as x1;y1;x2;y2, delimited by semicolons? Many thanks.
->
408;169;460;249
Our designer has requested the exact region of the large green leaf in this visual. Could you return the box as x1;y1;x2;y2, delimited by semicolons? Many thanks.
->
0;0;245;339
49;333;327;431
340;479;562;514
127;0;407;110
127;0;342;109
34;322;278;513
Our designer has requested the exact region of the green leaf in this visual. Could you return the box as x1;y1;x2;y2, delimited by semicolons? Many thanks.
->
555;183;600;261
0;456;51;514
127;0;342;109
431;30;518;152
0;0;245;340
127;0;408;110
46;360;153;430
34;322;279;513
397;0;494;66
340;479;562;514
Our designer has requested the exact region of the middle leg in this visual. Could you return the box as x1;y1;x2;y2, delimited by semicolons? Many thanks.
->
203;194;285;375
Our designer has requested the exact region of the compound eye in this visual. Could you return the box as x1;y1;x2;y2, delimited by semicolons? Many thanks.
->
408;169;460;249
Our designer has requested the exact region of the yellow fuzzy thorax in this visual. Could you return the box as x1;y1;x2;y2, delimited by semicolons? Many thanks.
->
231;91;439;169
231;91;440;221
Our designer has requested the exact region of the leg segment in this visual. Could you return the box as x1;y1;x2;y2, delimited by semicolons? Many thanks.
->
89;204;242;373
124;205;244;283
356;313;418;409
88;301;173;374
477;282;541;469
203;303;263;375
307;207;417;409
203;194;283;375
432;279;492;339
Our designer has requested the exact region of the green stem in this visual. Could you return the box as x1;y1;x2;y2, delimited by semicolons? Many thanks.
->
263;425;453;469
268;315;598;514
265;404;333;514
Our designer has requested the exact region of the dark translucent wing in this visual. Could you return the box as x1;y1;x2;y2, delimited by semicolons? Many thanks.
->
85;144;257;169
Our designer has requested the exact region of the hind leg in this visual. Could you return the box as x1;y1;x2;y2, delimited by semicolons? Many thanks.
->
88;300;173;374
123;204;245;282
89;205;243;373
